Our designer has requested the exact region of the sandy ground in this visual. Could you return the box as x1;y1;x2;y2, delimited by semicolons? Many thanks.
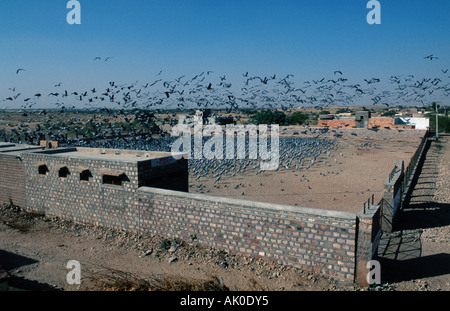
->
0;134;448;292
190;128;427;213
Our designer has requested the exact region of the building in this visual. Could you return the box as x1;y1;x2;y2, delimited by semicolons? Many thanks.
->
318;111;369;128
355;111;371;128
1;143;187;230
395;117;430;130
319;111;429;130
0;142;44;207
368;117;396;129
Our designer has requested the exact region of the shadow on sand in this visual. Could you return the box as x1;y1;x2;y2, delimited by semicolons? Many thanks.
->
0;249;58;291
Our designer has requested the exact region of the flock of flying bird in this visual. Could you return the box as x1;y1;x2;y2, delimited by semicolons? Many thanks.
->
3;54;449;113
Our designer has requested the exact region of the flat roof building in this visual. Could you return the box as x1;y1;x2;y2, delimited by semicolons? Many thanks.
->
15;145;188;230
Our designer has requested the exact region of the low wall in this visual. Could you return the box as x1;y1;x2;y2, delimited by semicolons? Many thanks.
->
380;131;430;232
318;120;357;128
0;154;26;208
137;187;358;281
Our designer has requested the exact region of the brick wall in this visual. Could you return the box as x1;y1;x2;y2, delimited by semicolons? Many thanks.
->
0;154;26;207
137;187;357;281
15;148;378;283
368;117;414;129
318;120;357;128
18;148;360;281
368;117;395;128
22;151;141;231
21;149;188;231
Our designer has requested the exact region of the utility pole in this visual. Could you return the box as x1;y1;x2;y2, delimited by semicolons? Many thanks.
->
435;102;439;139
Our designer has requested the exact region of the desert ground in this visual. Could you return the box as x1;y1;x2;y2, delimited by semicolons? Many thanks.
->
190;128;427;213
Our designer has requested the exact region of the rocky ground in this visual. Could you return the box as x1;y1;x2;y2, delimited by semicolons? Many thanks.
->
0;135;448;292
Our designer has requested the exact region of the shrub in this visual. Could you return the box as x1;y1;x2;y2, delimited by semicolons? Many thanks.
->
286;111;309;125
430;115;450;133
251;110;286;125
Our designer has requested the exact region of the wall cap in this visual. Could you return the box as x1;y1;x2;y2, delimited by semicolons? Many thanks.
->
138;186;356;220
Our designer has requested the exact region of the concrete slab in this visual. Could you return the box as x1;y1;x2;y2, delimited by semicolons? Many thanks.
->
28;147;183;164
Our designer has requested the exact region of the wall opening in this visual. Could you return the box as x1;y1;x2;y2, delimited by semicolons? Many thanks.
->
38;164;49;175
59;166;70;178
80;170;92;181
103;174;124;186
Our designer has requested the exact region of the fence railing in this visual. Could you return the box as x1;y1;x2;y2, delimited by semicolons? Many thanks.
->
381;130;430;232
401;132;429;206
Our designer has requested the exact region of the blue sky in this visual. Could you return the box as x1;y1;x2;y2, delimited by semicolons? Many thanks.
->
0;0;449;109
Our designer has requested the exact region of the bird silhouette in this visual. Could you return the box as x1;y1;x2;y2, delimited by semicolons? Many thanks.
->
424;54;438;61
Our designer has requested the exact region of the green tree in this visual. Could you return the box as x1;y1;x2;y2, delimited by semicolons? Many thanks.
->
430;115;450;133
252;110;286;125
381;110;396;117
286;111;309;125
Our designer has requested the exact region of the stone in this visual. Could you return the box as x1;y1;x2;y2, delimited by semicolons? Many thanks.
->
168;245;178;254
144;248;153;256
168;257;178;263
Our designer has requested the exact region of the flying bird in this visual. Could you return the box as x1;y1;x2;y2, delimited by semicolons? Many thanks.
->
424;54;438;61
16;68;26;74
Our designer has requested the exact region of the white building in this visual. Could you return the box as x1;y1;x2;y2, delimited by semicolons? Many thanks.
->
395;117;429;130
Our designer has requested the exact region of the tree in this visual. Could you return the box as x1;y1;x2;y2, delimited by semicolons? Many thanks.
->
286;111;309;125
381;110;396;117
252;110;286;125
430;115;450;133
